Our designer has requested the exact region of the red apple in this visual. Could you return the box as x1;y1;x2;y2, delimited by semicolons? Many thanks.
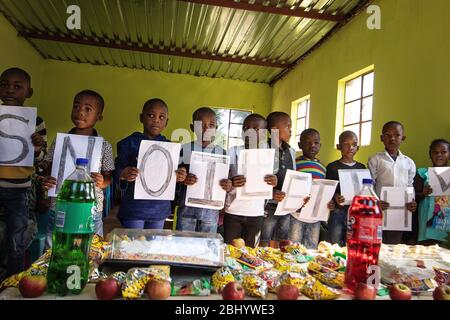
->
279;240;293;253
146;279;172;300
222;281;245;300
354;283;377;300
277;284;299;300
231;238;246;249
95;277;121;300
18;275;47;298
389;284;412;300
432;285;450;300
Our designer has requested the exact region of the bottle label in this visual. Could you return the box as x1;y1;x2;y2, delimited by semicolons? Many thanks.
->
357;216;383;243
55;201;95;234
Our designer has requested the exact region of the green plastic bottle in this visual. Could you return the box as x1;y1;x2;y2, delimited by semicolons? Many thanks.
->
46;158;96;296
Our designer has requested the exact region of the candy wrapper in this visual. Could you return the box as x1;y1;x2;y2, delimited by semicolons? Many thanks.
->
279;271;308;290
237;253;273;270
402;278;438;293
284;244;308;255
433;267;450;286
226;244;242;259
121;267;171;300
258;269;282;293
313;271;345;289
313;256;343;271
242;273;268;299
212;267;235;293
171;278;211;296
301;276;340;300
225;257;244;272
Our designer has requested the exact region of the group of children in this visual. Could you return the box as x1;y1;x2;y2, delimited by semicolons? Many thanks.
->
0;66;449;281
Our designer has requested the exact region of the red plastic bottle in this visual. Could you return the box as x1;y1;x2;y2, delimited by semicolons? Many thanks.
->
344;178;383;292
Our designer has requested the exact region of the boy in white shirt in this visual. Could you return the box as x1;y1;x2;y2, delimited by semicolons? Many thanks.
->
223;114;277;248
368;121;417;244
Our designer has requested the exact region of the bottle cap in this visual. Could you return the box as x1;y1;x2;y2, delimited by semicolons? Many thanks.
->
362;178;373;185
76;158;89;166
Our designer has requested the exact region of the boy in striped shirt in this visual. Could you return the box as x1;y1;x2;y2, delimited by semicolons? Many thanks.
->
290;128;334;249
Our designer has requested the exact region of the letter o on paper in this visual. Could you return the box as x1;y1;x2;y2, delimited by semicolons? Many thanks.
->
139;144;173;197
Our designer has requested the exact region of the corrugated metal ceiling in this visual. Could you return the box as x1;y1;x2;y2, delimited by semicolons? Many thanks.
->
0;0;369;84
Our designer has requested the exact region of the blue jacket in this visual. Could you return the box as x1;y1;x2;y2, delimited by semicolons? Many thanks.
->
115;132;172;221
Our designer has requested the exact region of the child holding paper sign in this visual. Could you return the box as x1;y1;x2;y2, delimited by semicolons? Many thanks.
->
0;67;47;277
326;131;366;246
41;90;114;244
414;139;450;244
177;107;232;234
260;112;295;247
223;114;277;248
368;121;417;244
291;129;335;249
115;99;187;230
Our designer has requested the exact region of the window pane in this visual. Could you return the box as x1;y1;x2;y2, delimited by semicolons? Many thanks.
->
343;124;360;141
345;76;362;102
363;72;374;97
297;100;308;118
216;108;230;132
296;117;306;135
229;123;242;137
230;110;251;124
228;137;244;149
215;132;228;149
361;121;372;146
362;97;373;121
344;101;361;125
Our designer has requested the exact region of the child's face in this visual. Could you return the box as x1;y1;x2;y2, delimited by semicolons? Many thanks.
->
191;113;217;143
71;94;103;129
430;143;449;167
337;135;359;159
299;133;321;159
0;72;33;106
271;118;292;143
242;118;267;148
381;124;405;154
140;103;168;137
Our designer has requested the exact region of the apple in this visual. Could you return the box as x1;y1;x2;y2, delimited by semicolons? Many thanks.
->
276;284;299;300
389;284;412;300
95;277;121;300
222;281;245;300
18;275;47;298
279;240;293;253
231;238;246;249
354;283;377;300
432;285;450;300
146;279;172;300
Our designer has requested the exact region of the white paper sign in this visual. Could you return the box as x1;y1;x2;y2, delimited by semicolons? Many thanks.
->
381;186;414;231
236;149;275;200
185;151;230;210
428;167;450;196
338;169;372;205
49;133;103;197
275;170;312;216
0;106;36;167
295;179;339;222
134;140;181;200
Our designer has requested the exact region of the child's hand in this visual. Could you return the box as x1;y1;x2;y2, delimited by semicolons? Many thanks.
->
175;167;187;182
423;185;433;196
41;176;57;190
231;175;246;188
184;173;198;186
91;173;104;188
327;200;335;211
264;174;277;187
273;190;286;203
380;200;390;211
406;201;417;212
120;167;139;182
220;179;232;192
31;133;44;154
334;194;346;205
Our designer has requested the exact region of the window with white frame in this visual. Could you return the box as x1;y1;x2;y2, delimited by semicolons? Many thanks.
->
214;108;252;150
343;71;374;146
291;97;310;150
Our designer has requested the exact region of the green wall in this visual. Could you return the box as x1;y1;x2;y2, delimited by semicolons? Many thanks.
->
272;0;450;168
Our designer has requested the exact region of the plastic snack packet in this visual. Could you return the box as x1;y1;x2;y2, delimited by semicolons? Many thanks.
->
242;273;268;299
